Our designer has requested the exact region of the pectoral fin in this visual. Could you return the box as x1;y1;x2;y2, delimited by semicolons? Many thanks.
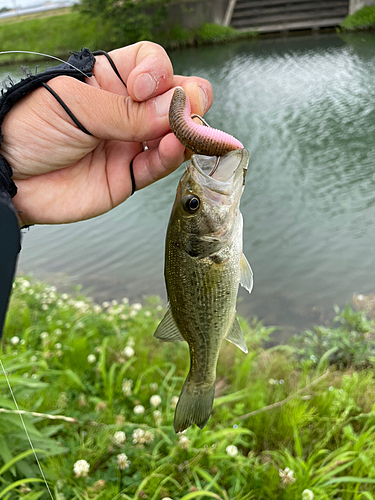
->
240;253;253;293
154;306;185;343
226;317;248;353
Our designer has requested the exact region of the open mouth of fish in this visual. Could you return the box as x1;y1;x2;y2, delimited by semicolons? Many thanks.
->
188;148;249;195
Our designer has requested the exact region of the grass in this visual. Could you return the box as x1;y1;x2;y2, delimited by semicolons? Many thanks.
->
0;7;257;66
1;276;375;499
340;6;375;32
0;11;113;65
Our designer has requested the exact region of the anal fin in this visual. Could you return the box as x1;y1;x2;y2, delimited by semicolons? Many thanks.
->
154;306;185;343
226;317;248;353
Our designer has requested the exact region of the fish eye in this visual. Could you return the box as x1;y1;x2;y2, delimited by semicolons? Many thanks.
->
182;195;200;214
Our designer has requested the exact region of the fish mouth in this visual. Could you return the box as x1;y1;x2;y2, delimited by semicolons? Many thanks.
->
190;149;249;194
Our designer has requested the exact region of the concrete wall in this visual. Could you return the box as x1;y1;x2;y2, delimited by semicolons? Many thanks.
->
166;0;229;30
349;0;375;15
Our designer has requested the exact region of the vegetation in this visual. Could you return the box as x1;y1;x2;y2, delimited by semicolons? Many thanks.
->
76;0;171;48
0;5;257;66
1;276;375;499
340;6;375;31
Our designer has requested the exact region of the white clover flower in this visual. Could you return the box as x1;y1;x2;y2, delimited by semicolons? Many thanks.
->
117;453;130;470
178;435;191;450
156;305;163;311
57;299;63;306
28;289;34;295
153;410;163;425
145;311;151;317
42;304;48;310
133;404;145;415
55;343;62;350
357;294;365;301
132;428;154;444
122;379;133;397
122;297;129;305
10;336;20;345
269;378;276;385
150;395;162;407
131;302;142;311
279;379;284;385
132;428;145;444
279;467;296;485
87;354;96;364
54;328;62;336
161;498;173;500
302;490;314;500
171;396;179;409
123;346;135;358
102;301;110;308
129;309;138;318
40;332;49;339
143;430;154;444
73;459;90;478
149;382;158;392
114;431;126;445
93;305;102;314
61;293;69;300
30;355;37;363
226;445;238;457
111;299;118;306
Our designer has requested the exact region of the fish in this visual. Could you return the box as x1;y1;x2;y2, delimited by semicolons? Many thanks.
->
154;148;253;432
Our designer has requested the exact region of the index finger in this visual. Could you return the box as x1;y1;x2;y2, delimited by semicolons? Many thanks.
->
88;42;174;101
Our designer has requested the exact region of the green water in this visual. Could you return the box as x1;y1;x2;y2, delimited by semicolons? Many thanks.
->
4;32;375;337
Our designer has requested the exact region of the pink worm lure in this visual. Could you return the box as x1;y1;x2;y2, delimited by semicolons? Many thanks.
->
169;87;243;157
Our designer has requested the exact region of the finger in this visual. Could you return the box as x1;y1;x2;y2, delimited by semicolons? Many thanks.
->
89;42;174;101
46;77;211;144
131;133;185;191
172;76;213;116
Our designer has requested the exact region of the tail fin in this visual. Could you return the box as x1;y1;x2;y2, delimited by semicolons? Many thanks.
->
174;376;215;433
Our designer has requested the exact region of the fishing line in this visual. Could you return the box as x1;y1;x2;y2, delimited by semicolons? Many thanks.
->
0;358;55;500
0;50;91;79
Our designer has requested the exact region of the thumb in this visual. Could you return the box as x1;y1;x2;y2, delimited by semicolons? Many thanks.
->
46;76;175;142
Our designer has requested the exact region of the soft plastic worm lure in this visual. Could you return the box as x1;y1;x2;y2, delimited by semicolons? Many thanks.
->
169;87;244;158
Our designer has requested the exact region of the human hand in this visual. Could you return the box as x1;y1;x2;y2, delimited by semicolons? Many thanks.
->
0;42;213;226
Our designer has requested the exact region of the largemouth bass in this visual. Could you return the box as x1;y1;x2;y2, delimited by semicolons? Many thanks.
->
154;149;252;432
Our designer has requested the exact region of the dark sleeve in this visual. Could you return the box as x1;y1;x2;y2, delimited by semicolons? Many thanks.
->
0;192;20;338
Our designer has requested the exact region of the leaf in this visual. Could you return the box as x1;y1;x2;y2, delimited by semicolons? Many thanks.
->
0;478;43;499
63;369;85;389
323;476;375;486
0;449;46;476
179;492;223;500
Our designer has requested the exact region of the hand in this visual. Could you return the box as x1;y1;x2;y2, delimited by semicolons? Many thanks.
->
0;42;213;226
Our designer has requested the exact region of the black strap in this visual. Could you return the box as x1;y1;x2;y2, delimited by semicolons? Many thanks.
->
42;82;93;136
92;50;127;88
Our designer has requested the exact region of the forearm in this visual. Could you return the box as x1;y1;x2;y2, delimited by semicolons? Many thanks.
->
0;191;20;338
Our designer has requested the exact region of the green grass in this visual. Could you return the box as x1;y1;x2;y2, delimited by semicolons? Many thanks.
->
340;6;375;31
1;276;375;499
0;11;112;65
0;8;257;66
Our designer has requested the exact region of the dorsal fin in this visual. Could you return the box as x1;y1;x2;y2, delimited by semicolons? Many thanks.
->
154;306;185;343
226;317;248;353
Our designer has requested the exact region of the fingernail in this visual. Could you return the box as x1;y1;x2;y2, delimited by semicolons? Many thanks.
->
198;85;209;113
134;73;157;101
155;88;175;117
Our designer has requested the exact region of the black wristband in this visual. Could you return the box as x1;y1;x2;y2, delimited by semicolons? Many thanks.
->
0;48;96;198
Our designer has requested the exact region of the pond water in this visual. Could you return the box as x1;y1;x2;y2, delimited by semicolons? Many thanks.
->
3;32;375;338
